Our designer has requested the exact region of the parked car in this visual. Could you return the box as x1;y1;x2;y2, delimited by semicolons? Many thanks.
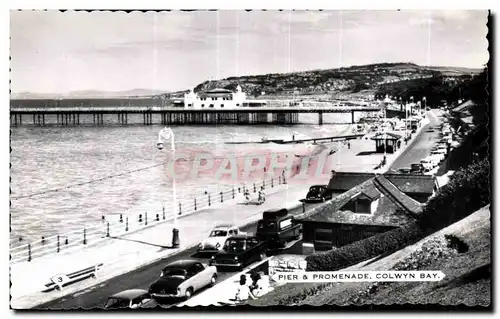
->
433;148;448;155
104;289;157;309
432;144;448;152
149;260;217;300
256;209;302;248
420;158;437;171
410;164;424;174
198;224;246;253
304;185;332;203
398;167;412;174
430;151;445;162
210;234;268;270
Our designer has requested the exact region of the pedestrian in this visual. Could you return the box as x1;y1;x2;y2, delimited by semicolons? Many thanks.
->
347;142;351;149
251;272;271;297
234;274;255;303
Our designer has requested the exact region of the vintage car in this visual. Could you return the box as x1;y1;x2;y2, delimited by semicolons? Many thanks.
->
148;260;217;300
410;164;424;174
210;234;268;270
104;289;157;309
256;209;302;248
198;224;245;253
397;167;411;174
430;151;445;162
420;158;437;171
304;185;332;203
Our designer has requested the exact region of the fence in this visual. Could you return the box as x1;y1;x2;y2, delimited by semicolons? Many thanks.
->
9;175;288;264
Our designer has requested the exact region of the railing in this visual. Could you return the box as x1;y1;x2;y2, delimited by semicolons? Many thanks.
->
9;176;288;264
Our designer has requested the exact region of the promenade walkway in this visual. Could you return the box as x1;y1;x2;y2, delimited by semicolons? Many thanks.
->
320;113;428;174
10;183;309;308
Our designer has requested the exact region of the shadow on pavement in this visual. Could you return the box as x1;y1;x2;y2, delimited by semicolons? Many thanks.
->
357;151;378;156
109;236;174;250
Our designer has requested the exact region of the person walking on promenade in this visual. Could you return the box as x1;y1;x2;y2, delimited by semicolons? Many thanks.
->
244;189;251;205
258;187;266;205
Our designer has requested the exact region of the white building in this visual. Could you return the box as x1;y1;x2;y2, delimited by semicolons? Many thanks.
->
183;85;266;109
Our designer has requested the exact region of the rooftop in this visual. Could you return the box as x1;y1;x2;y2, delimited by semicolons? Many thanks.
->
371;132;403;140
373;175;423;217
384;173;436;194
327;172;375;192
327;172;437;195
164;259;200;269
213;223;234;229
299;176;421;226
202;88;235;94
111;289;149;300
452;100;475;114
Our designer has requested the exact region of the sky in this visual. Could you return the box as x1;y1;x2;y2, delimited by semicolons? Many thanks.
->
10;10;489;94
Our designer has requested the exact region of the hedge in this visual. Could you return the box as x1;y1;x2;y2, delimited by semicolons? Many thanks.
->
305;224;424;271
417;157;490;232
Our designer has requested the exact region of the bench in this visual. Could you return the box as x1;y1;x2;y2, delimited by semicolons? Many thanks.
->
42;263;103;292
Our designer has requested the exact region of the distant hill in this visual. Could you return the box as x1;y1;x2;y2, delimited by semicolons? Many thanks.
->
12;62;483;100
11;89;169;100
163;62;482;99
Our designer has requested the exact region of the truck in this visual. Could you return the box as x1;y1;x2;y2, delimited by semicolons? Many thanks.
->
255;209;302;248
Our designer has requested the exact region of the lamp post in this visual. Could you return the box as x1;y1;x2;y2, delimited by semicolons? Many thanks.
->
405;101;409;142
410;96;414;116
157;127;179;247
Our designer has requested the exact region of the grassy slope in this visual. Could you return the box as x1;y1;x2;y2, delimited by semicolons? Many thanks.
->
250;204;491;307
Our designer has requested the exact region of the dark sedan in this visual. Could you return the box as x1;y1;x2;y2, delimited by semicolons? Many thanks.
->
304;185;332;203
210;235;268;271
148;260;217;300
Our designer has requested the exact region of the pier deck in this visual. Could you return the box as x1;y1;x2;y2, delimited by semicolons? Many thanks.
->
10;106;382;126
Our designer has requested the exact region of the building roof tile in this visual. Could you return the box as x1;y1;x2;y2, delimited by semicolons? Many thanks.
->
298;176;419;227
384;173;436;194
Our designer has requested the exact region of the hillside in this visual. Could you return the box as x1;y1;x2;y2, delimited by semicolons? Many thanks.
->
11;62;482;102
10;89;168;100
165;63;481;99
250;204;491;307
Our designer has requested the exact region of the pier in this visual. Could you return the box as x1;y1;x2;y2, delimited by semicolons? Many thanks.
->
9;105;382;126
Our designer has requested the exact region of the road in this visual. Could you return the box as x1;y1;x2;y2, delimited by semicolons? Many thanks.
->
36;203;320;310
389;110;443;171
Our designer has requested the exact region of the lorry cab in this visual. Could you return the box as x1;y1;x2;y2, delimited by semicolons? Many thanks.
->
256;209;302;248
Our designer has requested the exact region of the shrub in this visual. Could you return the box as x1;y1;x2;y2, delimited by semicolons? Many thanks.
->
444;234;469;253
305;224;423;271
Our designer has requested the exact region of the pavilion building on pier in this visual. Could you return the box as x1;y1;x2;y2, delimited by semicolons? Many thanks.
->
183;85;267;109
